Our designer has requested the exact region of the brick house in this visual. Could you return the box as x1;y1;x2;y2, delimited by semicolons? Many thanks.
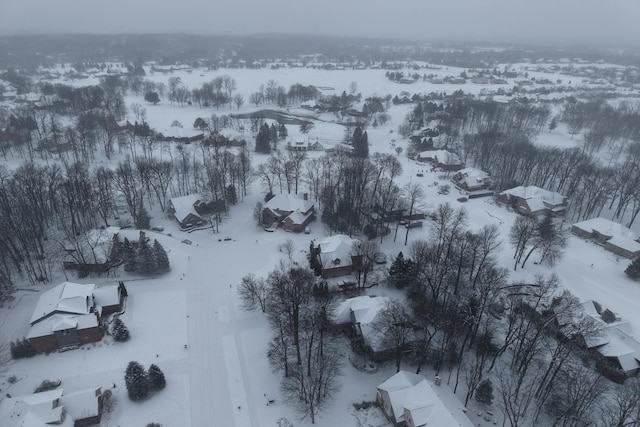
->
497;185;568;217
263;193;315;232
310;234;362;278
26;282;126;353
416;150;463;172
572;218;640;259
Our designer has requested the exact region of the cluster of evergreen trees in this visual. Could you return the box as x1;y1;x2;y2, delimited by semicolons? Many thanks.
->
351;126;369;158
10;338;36;359
124;361;166;401
122;237;170;274
111;316;130;341
255;122;287;154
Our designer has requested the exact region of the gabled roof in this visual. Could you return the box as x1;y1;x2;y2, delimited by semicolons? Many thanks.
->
30;282;95;325
573;218;636;240
59;387;102;422
454;167;491;188
284;210;314;226
315;234;358;269
418;150;462;166
378;371;473;427
606;236;640;253
0;387;104;427
170;194;204;224
502;186;565;206
27;313;99;339
332;295;387;325
265;193;313;214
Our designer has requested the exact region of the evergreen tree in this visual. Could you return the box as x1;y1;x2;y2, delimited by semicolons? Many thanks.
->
278;123;288;139
255;123;271;154
153;239;170;272
388;252;414;288
625;257;640;280
125;361;150;401
352;126;369;157
111;317;130;341
137;240;156;274
148;364;167;390
136;201;151;230
548;116;558;132
11;338;36;359
269;123;278;144
475;379;494;404
123;237;137;272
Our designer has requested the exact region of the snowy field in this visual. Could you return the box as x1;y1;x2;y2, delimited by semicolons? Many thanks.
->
0;63;639;427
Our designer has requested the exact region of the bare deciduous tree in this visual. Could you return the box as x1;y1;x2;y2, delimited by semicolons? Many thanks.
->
237;273;268;312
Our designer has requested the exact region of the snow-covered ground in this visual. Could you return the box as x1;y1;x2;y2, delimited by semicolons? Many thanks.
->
0;64;639;427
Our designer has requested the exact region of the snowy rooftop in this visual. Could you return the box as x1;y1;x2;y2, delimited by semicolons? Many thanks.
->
92;284;121;308
170;194;203;224
607;236;640;253
418;150;462;165
501;185;565;205
59;387;103;422
26;313;99;339
265;193;313;214
573;217;637;240
454;167;490;187
284;210;314;226
0;387;104;427
30;282;95;325
316;234;358;269
378;371;473;427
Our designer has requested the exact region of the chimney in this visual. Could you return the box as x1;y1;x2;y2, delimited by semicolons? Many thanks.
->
303;193;308;201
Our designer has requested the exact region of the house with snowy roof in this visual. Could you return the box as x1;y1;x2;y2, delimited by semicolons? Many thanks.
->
26;281;126;353
452;167;493;192
416;150;463;171
169;194;206;228
571;217;640;259
262;193;315;232
208;128;247;147
376;371;473;427
577;301;640;377
0;386;108;427
310;234;362;279
497;185;568;217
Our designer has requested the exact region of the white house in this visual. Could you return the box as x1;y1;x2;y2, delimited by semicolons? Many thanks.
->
377;371;473;427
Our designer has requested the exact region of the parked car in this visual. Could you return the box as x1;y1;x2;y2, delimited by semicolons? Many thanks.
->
405;221;423;229
151;226;164;232
373;253;387;264
304;226;311;234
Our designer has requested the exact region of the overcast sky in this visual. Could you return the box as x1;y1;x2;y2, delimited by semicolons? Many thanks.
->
1;0;639;46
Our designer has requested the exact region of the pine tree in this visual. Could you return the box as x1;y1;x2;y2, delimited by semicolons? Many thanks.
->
111;317;130;341
475;379;494;404
148;364;166;390
123;237;137;272
136;201;151;230
269;123;278;144
137;241;156;274
152;239;170;272
10;339;35;359
548;117;558;132
125;361;150;401
255;123;271;154
388;252;414;288
625;257;640;280
278;123;288;139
